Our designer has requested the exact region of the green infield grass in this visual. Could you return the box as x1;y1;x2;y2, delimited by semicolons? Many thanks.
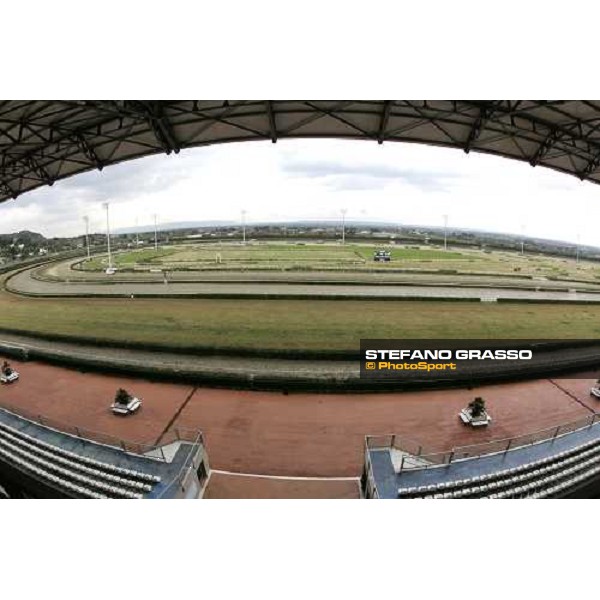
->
77;241;600;282
1;289;600;351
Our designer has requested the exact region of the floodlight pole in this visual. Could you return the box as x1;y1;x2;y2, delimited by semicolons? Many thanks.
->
576;234;580;264
154;213;158;251
83;216;91;260
241;210;247;244
103;202;112;269
443;214;448;251
135;217;139;247
341;209;347;244
520;224;525;255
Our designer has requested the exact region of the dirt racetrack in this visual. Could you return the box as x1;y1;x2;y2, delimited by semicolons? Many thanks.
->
204;472;360;499
1;357;595;486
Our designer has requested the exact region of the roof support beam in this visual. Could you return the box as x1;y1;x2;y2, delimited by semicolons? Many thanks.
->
119;101;181;155
406;102;462;145
579;152;600;180
19;156;53;186
0;120;20;144
187;102;268;139
72;133;104;170
302;101;373;138
530;129;561;167
0;181;17;199
377;101;392;144
145;102;180;155
464;106;492;153
265;101;278;143
465;100;599;159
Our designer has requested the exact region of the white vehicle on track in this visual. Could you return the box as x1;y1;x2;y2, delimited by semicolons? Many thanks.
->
111;388;142;415
0;362;19;384
459;397;491;427
590;381;600;398
105;267;117;275
459;408;492;427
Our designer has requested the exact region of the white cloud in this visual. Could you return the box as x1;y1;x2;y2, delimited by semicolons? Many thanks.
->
0;138;597;246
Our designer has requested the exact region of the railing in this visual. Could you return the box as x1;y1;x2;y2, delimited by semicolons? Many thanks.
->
366;412;600;473
154;438;207;499
365;433;429;457
0;400;203;463
362;444;378;499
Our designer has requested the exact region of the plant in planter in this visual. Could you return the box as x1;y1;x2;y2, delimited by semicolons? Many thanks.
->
111;387;142;415
468;396;486;418
0;360;19;384
114;388;132;405
460;396;490;426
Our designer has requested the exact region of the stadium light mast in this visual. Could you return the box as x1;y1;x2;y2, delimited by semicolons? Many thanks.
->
341;208;347;244
83;215;91;260
443;214;448;251
102;202;112;269
153;213;158;251
241;209;247;244
135;217;139;247
520;224;526;255
576;233;581;264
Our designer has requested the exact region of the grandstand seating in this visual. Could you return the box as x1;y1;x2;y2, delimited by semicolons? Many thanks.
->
397;436;600;499
0;419;161;499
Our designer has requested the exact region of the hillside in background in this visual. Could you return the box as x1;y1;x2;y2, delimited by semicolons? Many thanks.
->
1;222;599;265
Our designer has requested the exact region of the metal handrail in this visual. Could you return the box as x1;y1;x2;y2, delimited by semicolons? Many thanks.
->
448;413;600;461
365;412;600;473
0;401;203;463
154;431;206;499
362;440;378;499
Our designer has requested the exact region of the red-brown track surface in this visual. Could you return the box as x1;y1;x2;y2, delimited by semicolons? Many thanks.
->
204;472;361;499
0;356;597;497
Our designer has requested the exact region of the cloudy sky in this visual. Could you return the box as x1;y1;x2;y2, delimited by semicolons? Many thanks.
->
1;139;599;245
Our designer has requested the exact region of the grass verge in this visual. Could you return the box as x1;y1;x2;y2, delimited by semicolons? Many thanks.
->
1;289;600;351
